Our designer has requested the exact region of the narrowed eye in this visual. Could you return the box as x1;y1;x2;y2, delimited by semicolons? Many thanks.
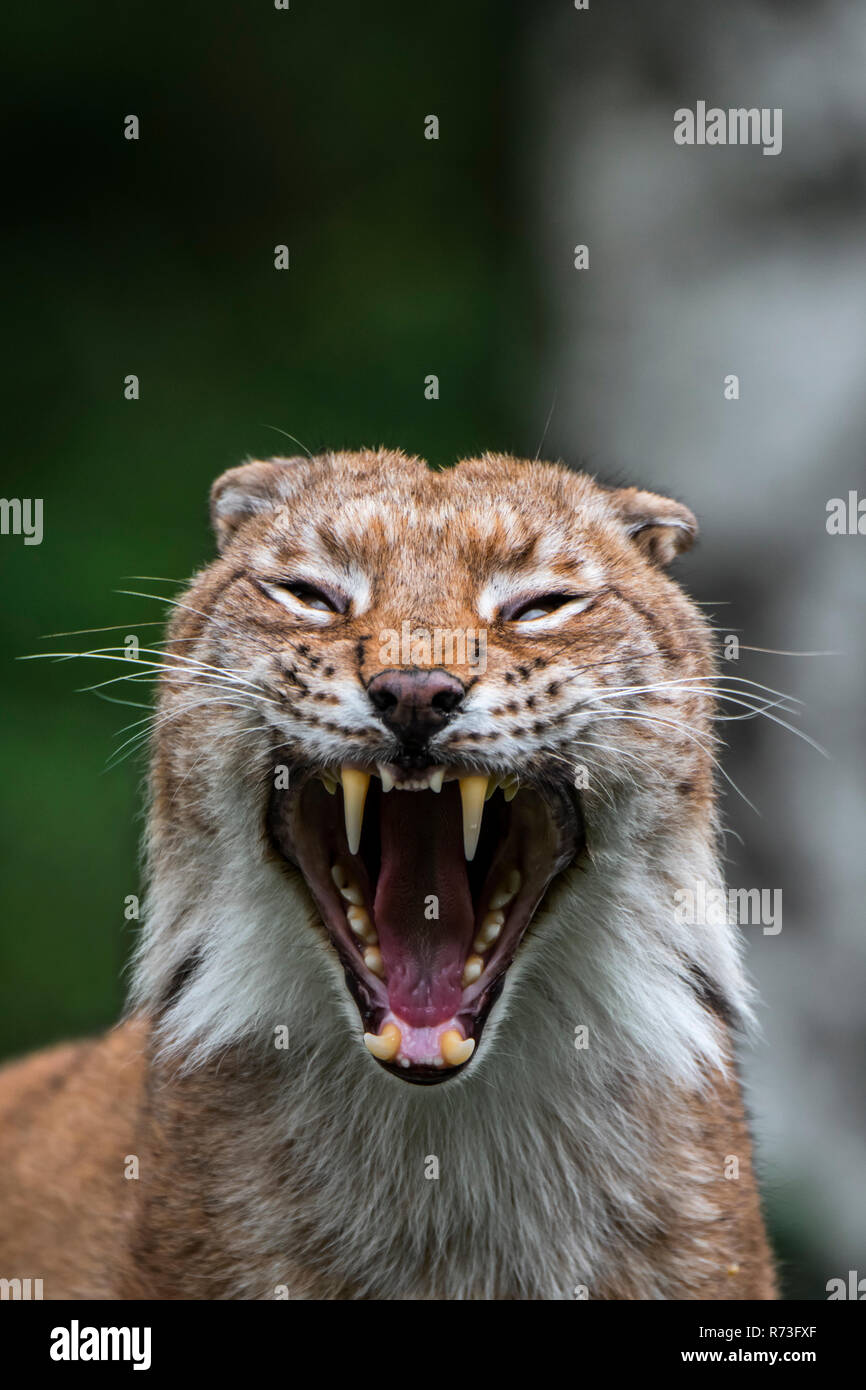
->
266;579;348;614
503;593;585;622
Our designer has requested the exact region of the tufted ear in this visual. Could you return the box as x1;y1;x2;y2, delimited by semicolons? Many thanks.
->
605;486;698;567
209;456;307;553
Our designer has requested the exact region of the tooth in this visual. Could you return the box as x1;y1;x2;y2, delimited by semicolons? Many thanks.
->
363;1022;401;1062
377;763;395;792
462;954;484;987
474;909;504;952
440;1029;475;1067
459;774;489;861
502;776;519;803
341;767;370;855
338;881;364;906
484;778;499;802
429;767;444;793
320;772;337;795
363;946;385;978
347;905;377;944
330;864;348;890
489;869;521;910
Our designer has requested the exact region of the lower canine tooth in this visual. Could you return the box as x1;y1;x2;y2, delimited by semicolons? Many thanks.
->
341;767;370;855
363;1022;401;1062
462;954;484;986
363;946;384;977
440;1029;475;1067
459;774;489;861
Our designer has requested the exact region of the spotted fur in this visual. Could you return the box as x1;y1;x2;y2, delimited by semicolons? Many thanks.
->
0;451;775;1299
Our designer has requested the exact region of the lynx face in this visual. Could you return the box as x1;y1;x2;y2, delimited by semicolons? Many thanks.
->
154;450;713;1084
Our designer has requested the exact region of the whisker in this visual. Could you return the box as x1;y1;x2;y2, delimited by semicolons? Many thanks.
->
113;589;253;644
586;679;826;757
41;620;167;639
733;644;840;658
586;710;758;814
26;647;275;701
105;696;263;769
259;425;315;458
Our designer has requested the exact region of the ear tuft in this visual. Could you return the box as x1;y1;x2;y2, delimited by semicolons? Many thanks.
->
606;486;698;567
209;456;306;553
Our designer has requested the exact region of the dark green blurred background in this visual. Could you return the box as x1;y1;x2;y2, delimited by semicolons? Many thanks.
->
1;0;532;1049
3;1;863;1301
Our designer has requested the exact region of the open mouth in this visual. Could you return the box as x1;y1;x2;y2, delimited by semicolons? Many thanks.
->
268;763;583;1083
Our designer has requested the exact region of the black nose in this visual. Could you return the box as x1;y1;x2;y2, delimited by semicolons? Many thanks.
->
367;668;466;746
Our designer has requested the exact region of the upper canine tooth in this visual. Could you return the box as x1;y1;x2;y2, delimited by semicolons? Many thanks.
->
459;774;489;861
489;869;522;910
377;763;395;792
363;1022;401;1062
440;1029;475;1067
428;767;445;793
341;767;370;855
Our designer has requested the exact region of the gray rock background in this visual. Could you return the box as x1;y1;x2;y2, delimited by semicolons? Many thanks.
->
519;0;866;1297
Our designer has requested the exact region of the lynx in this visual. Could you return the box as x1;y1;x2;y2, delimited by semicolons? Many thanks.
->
0;450;776;1299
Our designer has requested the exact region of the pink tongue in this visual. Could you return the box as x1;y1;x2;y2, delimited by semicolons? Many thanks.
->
373;784;475;1027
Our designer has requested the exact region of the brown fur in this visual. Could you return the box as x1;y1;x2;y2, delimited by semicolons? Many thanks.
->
0;451;777;1299
0;1021;774;1298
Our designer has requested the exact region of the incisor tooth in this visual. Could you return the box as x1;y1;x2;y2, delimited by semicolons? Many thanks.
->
341;767;370;855
489;869;521;910
462;954;484;987
363;946;385;978
320;772;337;795
440;1029;475;1067
377;763;395;792
429;767;444;793
502;777;519;802
459;774;489;861
347;905;377;944
363;1022;401;1062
